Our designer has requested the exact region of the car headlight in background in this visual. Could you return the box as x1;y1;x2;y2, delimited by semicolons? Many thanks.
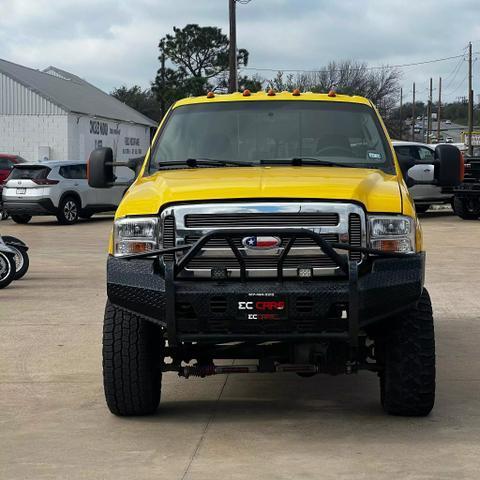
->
113;217;159;257
368;215;415;254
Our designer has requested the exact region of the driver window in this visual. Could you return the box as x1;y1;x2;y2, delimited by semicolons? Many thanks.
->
417;147;434;161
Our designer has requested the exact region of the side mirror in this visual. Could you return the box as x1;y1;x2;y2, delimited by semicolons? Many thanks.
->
88;147;115;188
396;155;415;182
126;156;144;177
88;148;141;188
407;164;434;185
434;144;464;187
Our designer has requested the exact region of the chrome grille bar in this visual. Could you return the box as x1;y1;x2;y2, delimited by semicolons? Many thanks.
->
185;212;339;228
161;202;366;278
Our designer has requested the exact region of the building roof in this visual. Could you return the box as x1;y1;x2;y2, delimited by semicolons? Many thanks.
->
0;58;157;127
173;91;372;109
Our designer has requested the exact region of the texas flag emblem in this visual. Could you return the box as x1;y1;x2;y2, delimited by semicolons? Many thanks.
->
242;236;281;249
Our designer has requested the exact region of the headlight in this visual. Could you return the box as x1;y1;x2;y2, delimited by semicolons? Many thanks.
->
113;217;159;257
368;215;415;254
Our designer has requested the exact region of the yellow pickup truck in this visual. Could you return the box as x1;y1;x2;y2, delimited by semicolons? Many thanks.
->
88;90;462;417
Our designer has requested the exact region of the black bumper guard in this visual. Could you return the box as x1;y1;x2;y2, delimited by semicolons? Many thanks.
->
120;228;407;355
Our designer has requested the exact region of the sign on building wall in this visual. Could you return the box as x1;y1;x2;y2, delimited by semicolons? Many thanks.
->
73;116;152;164
462;131;480;147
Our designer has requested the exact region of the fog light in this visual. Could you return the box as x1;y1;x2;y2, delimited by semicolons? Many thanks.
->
298;267;313;278
211;267;228;280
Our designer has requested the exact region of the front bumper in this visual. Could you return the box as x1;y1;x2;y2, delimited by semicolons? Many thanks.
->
107;252;425;342
3;198;56;215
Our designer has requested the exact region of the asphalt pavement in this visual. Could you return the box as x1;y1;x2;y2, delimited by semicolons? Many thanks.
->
1;212;480;479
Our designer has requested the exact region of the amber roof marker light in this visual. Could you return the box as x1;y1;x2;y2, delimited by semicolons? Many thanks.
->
242;89;251;97
292;88;301;96
206;91;215;98
267;89;276;96
328;89;337;97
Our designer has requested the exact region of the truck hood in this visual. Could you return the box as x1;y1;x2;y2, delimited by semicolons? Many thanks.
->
116;166;403;217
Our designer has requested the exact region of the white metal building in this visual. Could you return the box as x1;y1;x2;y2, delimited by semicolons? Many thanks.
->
0;58;157;162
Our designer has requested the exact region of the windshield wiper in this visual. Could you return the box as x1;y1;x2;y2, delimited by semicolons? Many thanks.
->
157;158;255;169
260;157;352;167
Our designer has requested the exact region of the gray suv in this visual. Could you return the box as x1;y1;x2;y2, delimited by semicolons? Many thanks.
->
2;161;126;224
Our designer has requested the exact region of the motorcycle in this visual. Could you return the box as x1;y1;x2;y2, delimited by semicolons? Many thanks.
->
0;235;29;288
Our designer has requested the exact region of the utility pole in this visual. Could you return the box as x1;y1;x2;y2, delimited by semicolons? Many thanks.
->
411;82;416;141
468;41;473;155
437;77;442;141
399;88;403;140
159;53;166;117
228;0;237;93
427;78;433;143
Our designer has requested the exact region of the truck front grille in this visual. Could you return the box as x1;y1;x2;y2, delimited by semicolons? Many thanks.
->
161;202;365;278
186;255;338;269
185;212;339;228
162;215;175;261
184;233;339;248
348;214;362;261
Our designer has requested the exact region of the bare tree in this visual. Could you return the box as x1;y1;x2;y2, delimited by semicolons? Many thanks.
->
267;60;401;134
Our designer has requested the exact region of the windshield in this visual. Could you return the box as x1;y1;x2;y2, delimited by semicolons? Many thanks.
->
149;101;394;173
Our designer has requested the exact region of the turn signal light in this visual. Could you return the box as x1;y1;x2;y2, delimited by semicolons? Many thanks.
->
370;238;413;254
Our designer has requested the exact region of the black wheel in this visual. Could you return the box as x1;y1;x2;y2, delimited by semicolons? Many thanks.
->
415;204;430;214
0;204;8;221
103;301;163;416
453;197;479;220
379;289;435;416
56;196;80;225
11;214;31;224
2;237;29;280
0;252;16;289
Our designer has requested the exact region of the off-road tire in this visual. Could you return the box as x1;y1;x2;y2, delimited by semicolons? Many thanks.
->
56;196;80;225
453;197;479;220
11;214;31;224
103;301;163;416
380;289;435;416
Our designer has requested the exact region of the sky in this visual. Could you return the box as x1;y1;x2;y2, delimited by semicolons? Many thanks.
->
1;0;480;104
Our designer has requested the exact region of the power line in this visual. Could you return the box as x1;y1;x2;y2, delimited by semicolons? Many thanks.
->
242;53;467;74
442;56;465;90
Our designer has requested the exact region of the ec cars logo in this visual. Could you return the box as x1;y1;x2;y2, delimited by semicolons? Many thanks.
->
242;236;281;250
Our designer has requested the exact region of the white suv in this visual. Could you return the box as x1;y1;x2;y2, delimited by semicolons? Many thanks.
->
2;161;127;224
392;141;454;213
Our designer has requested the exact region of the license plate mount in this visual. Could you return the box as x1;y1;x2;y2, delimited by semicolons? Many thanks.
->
237;294;288;321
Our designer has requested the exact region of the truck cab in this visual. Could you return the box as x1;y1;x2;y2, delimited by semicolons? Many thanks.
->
89;90;462;417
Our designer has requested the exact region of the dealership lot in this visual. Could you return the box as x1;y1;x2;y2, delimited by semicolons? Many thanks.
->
1;213;480;479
